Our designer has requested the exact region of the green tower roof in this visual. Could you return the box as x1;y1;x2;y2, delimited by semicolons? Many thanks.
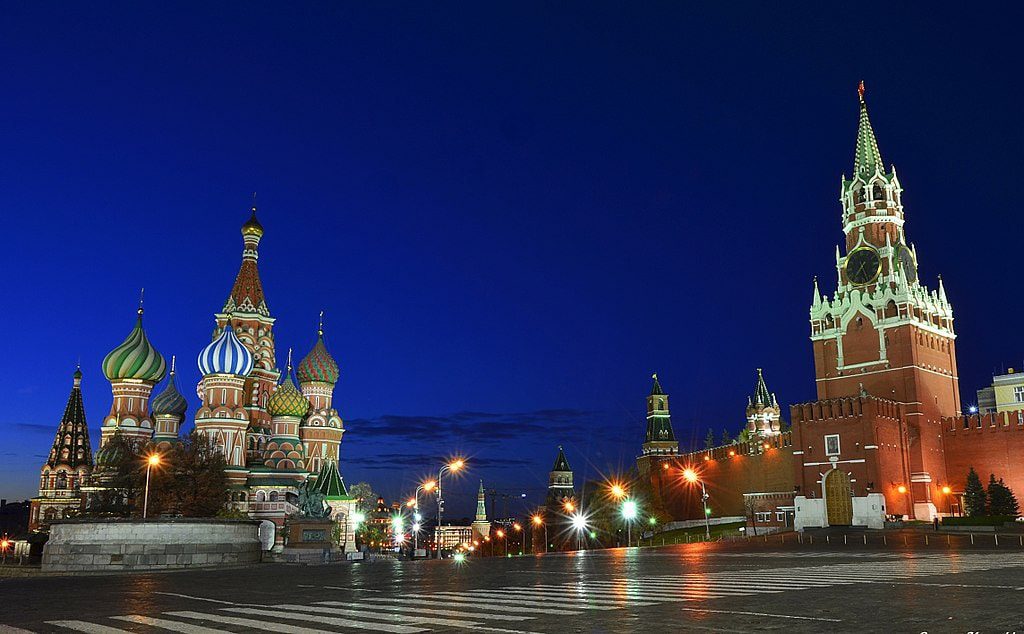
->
853;81;884;179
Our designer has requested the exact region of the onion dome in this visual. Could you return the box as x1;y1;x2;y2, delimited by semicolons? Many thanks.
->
198;322;254;377
268;351;309;418
102;306;167;382
242;204;263;238
296;315;339;384
151;356;188;418
95;438;128;468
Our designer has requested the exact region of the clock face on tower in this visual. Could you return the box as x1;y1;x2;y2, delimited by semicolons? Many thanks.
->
845;247;881;286
897;245;917;284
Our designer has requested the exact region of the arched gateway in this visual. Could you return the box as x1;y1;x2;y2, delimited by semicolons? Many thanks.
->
824;469;853;526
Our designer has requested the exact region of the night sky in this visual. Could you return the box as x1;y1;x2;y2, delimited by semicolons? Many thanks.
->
3;4;1023;517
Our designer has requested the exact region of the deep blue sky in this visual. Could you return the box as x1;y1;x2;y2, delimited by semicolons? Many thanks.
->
3;3;1022;516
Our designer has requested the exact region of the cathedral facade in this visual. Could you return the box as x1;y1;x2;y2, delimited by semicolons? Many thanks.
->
30;206;357;549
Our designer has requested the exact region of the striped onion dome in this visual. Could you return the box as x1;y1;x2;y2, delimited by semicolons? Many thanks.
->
197;323;254;377
151;357;188;418
268;366;309;418
296;331;339;385
102;308;167;382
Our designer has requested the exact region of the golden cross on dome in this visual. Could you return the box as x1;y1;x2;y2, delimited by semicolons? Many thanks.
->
318;310;325;336
138;287;145;315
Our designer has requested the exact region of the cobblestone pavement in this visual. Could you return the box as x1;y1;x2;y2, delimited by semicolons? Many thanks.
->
3;539;1024;633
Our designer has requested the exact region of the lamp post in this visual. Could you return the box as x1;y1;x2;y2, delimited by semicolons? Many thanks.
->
496;528;507;556
571;512;587;551
622;500;638;547
410;480;436;555
532;514;547;553
682;468;711;541
143;453;161;519
941;485;953;516
435;459;464;559
513;522;522;555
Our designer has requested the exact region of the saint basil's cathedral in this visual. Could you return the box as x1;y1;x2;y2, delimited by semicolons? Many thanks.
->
30;207;357;549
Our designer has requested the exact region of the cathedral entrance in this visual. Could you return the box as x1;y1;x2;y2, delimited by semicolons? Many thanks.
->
825;469;853;525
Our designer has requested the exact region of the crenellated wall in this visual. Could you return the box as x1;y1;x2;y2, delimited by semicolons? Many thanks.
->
942;410;1024;512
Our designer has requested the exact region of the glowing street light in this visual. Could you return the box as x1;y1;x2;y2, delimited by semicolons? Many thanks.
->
681;467;711;540
609;483;626;499
352;511;366;527
532;514;548;553
571;512;588;551
621;499;638;547
563;500;575;513
436;459;466;559
143;453;161;519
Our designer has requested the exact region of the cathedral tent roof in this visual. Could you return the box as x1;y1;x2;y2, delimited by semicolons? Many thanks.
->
45;368;93;470
312;460;349;499
853;81;884;180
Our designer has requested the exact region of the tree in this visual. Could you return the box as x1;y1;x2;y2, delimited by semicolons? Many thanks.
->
988;476;1020;517
86;432;142;517
964;467;987;516
149;431;228;517
743;495;762;536
720;429;733;446
348;482;378;512
703;429;715;449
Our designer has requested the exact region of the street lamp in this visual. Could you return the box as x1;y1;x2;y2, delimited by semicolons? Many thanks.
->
436;459;465;559
143;453;161;519
496;528;507;557
609;483;626;500
621;499;638;547
571;512;587;550
513;522;522;555
682;467;711;540
532;514;547;553
410;480;436;555
941;485;953;516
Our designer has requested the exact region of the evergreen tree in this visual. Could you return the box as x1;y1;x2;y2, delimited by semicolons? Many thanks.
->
703;429;715;449
964;467;987;516
348;482;378;512
720;429;733;446
987;476;1020;517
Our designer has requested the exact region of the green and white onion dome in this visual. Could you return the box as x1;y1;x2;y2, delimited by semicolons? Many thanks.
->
102;309;167;382
268;371;309;418
95;440;128;468
197;323;254;377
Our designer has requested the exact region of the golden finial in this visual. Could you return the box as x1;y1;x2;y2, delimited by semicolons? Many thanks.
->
858;80;866;103
170;354;176;374
652;372;658;380
137;288;145;316
286;347;293;371
318;310;324;337
251;191;258;213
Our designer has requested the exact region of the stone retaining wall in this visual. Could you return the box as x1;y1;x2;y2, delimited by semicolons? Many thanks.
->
42;519;261;572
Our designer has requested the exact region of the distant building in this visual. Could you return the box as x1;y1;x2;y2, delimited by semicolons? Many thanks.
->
976;369;1024;414
546;446;575;509
434;524;473;551
470;481;490;539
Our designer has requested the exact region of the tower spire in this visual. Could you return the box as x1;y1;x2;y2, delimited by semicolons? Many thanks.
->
854;81;884;178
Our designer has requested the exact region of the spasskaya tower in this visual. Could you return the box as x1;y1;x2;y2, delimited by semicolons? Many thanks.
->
793;83;961;524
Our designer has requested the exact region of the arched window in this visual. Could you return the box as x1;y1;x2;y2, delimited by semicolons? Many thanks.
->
269;491;279;502
873;184;884;200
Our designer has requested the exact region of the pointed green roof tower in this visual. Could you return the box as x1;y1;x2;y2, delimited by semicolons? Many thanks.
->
643;373;678;450
853;80;884;180
311;460;350;500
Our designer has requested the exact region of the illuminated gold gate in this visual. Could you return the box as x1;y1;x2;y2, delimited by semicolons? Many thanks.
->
825;469;853;526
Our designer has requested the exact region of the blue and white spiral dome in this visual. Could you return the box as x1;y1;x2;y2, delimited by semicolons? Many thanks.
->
197;323;254;377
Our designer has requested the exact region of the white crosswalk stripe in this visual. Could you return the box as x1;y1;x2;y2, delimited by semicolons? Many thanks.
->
111;615;231;633
452;589;657;606
220;607;428;633
167;611;355;633
358;595;582;615
274;603;484;628
44;622;131;633
316;600;535;621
